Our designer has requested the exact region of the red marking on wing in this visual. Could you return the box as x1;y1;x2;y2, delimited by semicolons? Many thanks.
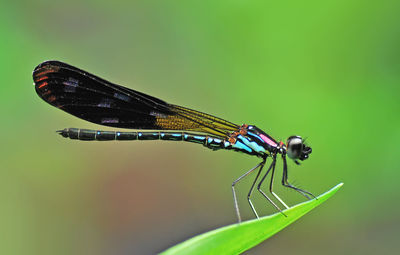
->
34;66;59;77
35;76;48;82
38;81;48;89
48;95;56;102
41;90;52;96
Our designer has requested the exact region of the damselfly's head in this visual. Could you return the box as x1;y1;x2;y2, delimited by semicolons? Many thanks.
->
286;136;312;164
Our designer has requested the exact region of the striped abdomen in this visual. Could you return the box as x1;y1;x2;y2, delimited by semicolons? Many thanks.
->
58;128;229;151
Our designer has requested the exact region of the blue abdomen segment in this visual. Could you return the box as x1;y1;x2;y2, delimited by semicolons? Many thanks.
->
160;132;183;141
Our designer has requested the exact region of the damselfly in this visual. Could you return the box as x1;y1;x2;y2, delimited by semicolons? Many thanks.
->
33;61;315;222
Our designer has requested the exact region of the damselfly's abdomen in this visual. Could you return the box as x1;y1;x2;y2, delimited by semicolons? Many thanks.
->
58;128;230;151
58;128;262;156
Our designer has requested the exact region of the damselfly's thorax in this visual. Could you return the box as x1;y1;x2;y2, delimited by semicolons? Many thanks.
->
227;125;312;162
227;124;279;157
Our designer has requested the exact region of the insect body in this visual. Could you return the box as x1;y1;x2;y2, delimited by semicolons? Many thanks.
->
33;61;314;222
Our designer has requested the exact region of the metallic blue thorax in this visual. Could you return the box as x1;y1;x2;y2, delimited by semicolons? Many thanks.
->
228;125;279;157
232;134;267;156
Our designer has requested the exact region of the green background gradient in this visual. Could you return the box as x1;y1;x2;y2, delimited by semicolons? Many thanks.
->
1;1;399;254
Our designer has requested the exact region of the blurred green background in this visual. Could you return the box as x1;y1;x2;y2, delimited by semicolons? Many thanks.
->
1;1;399;254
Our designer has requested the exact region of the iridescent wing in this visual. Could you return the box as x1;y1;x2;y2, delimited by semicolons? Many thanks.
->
33;61;239;138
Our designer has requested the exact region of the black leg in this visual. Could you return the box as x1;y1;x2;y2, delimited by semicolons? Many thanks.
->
268;156;289;209
256;155;286;215
246;160;266;219
232;160;265;223
281;154;316;200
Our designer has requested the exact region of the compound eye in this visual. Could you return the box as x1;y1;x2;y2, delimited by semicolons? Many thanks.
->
287;136;303;159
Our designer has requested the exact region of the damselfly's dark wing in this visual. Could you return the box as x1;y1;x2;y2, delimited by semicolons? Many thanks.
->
33;61;239;138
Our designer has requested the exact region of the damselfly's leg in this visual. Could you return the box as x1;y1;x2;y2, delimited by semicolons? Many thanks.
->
232;159;265;223
267;155;289;209
256;155;286;215
246;160;267;219
281;154;316;200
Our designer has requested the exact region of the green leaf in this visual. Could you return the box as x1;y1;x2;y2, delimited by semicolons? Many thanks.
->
160;183;343;255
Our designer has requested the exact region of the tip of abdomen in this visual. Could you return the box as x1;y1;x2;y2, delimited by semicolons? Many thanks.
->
56;128;69;138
